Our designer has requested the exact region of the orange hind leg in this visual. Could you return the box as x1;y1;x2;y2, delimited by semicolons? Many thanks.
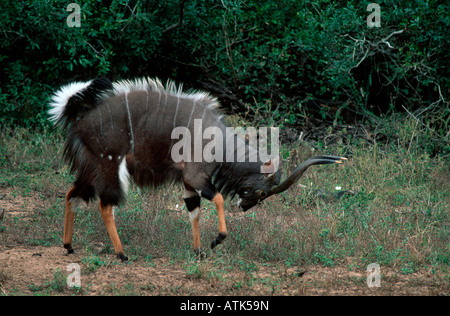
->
63;186;77;254
99;200;128;262
63;186;128;262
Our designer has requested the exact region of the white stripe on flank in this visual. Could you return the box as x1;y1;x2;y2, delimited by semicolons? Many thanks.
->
173;96;180;129
193;107;208;157
106;104;114;129
186;99;196;129
161;91;168;132
97;107;104;135
124;93;135;154
155;89;162;115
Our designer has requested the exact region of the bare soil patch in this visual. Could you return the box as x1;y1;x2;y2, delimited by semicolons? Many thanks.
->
0;244;447;296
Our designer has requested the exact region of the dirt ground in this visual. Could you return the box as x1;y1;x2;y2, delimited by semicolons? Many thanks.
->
0;188;448;296
0;244;447;296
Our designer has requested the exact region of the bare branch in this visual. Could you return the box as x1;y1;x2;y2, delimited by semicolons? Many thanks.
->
120;3;139;33
347;29;405;71
381;29;404;49
162;0;187;34
382;29;405;42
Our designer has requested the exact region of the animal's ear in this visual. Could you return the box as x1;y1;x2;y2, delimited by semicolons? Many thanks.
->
261;155;280;176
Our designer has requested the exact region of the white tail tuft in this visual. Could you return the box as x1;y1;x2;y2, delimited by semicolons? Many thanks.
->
48;81;92;124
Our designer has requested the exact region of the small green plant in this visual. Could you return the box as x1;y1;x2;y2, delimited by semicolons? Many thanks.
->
81;255;111;272
28;269;67;295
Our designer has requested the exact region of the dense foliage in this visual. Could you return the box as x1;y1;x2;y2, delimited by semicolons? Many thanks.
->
1;0;448;139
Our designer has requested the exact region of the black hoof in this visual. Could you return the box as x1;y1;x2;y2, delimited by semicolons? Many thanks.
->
117;253;128;262
64;244;74;254
211;232;227;249
194;248;207;259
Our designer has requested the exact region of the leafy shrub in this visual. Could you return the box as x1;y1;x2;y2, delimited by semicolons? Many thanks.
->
0;0;448;143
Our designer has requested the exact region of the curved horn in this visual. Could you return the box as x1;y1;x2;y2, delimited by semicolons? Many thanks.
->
266;155;346;197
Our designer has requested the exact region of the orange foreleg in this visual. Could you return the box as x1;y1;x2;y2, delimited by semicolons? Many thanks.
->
211;193;227;249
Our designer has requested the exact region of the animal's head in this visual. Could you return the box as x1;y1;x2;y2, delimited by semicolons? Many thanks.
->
233;158;281;211
235;155;346;211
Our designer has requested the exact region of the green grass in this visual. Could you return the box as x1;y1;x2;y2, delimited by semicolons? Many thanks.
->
0;116;448;295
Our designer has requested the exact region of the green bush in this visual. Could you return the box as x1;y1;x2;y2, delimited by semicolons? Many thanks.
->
1;0;448;140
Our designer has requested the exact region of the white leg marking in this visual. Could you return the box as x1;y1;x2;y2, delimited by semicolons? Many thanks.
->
188;207;200;222
183;189;197;199
119;159;130;195
69;197;85;212
183;189;200;222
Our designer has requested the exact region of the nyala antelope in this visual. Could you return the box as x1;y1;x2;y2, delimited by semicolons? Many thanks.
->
48;77;346;261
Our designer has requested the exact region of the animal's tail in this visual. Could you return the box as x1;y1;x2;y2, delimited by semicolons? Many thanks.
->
48;78;113;127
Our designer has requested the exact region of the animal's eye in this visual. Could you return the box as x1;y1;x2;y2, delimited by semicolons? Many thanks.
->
259;191;267;198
